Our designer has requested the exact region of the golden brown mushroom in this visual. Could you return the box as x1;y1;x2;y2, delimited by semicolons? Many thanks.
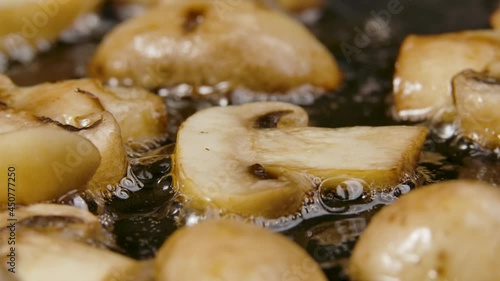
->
0;0;103;66
90;0;341;95
175;102;427;218
392;30;500;121
349;180;500;281
155;220;328;281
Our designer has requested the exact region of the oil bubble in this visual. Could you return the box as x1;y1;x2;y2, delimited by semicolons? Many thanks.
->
319;176;367;204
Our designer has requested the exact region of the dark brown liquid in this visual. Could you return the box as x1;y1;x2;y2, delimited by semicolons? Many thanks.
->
7;1;500;280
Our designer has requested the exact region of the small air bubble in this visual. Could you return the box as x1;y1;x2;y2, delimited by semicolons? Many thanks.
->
319;177;366;203
135;169;154;182
108;78;119;87
215;81;231;92
11;43;36;64
432;122;457;140
72;196;89;211
158;175;173;192
392;184;411;197
113;187;130;200
157;88;168;97
198;86;213;95
218;97;229;107
185;212;202;226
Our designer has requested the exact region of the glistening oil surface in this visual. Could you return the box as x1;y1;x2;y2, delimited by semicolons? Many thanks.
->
6;1;500;280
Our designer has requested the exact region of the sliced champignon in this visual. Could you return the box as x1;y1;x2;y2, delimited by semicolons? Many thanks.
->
0;76;105;126
0;107;41;132
89;0;342;94
0;0;103;65
0;230;139;281
0;204;108;245
175;102;427;218
26;110;127;196
75;111;128;194
0;110;100;205
155;220;327;281
0;75;170;194
491;8;500;29
0;75;168;143
98;86;168;144
392;30;500;121
452;70;500;149
0;205;146;281
348;180;500;281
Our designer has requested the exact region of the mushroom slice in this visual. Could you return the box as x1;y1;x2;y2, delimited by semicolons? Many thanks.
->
0;76;104;127
491;7;500;29
0;0;103;66
392;30;500;121
0;75;168;143
0;74;169;193
98;86;168;144
74;111;128;194
0;204;139;280
89;0;341;94
0;204;104;242
0;110;100;205
0;107;41;133
349;180;500;281
175;102;427;218
155;220;327;281
35;112;127;195
0;230;139;281
452;70;500;149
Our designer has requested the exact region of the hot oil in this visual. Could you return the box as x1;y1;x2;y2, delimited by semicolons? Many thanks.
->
67;131;455;268
91;78;500;279
54;62;496;281
23;52;499;281
51;84;496;280
6;1;498;280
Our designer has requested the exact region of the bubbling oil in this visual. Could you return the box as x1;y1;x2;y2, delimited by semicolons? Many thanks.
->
54;133;447;263
55;83;500;277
